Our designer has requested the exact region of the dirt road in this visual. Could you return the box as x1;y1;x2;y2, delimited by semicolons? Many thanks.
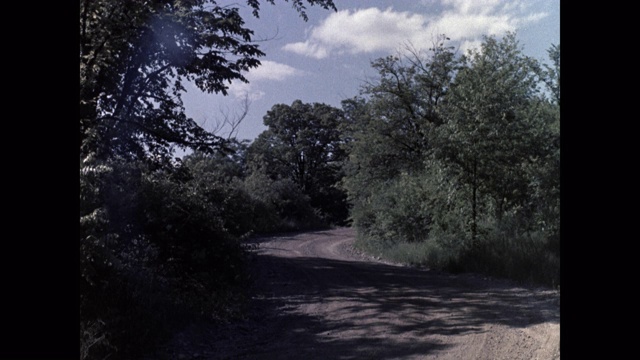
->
153;227;560;359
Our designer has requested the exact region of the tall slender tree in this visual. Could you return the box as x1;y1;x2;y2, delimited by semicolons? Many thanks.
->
438;32;548;243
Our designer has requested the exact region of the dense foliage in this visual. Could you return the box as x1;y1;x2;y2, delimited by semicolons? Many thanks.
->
248;100;349;227
342;33;560;286
79;1;336;359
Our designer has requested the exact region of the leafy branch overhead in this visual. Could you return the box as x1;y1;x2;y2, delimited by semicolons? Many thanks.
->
80;0;336;163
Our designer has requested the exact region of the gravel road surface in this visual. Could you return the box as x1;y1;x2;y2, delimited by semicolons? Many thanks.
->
149;227;560;359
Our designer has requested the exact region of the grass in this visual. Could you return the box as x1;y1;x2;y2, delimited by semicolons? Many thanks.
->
354;229;560;288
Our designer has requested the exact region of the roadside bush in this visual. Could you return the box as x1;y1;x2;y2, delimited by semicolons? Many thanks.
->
352;182;559;287
139;167;249;312
377;241;451;268
80;158;250;360
350;176;430;251
242;171;325;233
80;158;177;359
454;213;560;286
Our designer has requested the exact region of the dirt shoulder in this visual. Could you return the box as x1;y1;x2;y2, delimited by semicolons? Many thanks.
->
148;227;560;359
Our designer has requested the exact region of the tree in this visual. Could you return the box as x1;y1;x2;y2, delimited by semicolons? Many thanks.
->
542;44;560;106
438;32;549;244
340;37;459;243
183;139;251;183
340;33;560;285
80;0;336;163
80;2;338;358
248;100;349;224
528;43;560;254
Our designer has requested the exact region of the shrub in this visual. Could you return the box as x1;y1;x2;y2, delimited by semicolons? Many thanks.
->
80;158;250;360
242;171;325;233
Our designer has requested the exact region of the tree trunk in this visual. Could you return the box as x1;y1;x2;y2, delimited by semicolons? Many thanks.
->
471;158;477;244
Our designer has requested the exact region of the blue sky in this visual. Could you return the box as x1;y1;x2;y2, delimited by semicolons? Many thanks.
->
182;0;560;142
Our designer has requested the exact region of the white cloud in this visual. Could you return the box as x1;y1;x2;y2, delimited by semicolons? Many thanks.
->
458;39;484;56
228;60;304;100
248;60;304;81
282;41;330;59
283;7;430;58
441;0;503;15
228;82;265;101
282;1;548;58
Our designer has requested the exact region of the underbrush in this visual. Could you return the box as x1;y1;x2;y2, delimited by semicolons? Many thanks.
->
354;226;560;288
80;268;189;360
456;229;560;287
353;236;450;269
80;233;251;360
79;151;346;359
80;160;251;360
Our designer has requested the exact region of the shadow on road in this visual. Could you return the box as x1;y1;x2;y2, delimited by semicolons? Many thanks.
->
148;230;559;360
231;248;559;360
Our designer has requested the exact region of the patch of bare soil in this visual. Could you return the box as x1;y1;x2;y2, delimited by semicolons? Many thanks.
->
146;227;559;359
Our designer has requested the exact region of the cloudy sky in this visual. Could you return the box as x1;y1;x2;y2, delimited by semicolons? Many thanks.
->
182;0;560;142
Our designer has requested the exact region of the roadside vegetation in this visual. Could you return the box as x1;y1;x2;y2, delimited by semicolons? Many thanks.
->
80;1;558;358
343;34;560;287
80;1;339;359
